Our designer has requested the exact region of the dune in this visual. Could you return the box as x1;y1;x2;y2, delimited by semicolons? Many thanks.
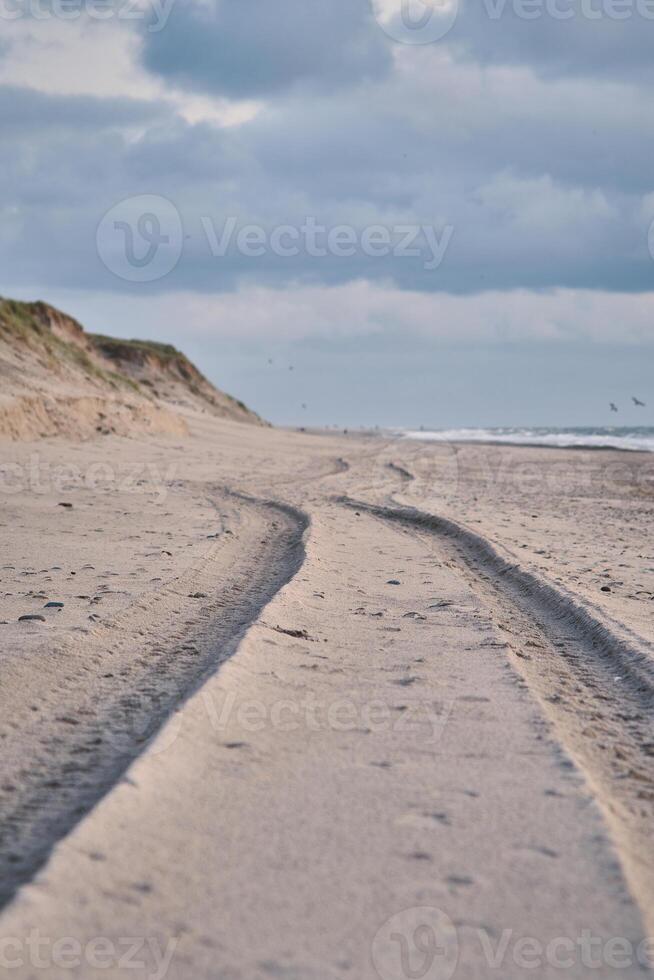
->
0;298;264;440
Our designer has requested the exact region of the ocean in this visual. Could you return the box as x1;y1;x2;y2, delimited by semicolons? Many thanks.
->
398;426;654;452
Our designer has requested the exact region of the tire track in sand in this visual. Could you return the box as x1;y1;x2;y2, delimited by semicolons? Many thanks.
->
0;492;308;910
336;494;654;931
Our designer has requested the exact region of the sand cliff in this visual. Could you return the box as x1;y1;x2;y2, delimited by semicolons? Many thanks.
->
0;298;263;440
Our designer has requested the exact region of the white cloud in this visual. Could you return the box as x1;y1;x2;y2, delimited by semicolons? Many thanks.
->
475;173;616;232
0;15;259;126
13;281;654;345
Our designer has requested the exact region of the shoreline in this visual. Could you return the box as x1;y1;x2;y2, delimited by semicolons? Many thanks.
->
406;438;654;454
288;425;654;454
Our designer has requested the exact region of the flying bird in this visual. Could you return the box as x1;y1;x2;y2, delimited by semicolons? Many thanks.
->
632;396;646;407
610;403;618;412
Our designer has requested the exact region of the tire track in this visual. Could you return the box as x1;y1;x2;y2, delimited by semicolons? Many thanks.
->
0;492;308;910
385;461;415;482
336;494;654;929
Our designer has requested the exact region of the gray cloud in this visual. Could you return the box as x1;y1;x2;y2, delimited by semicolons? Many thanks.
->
2;27;654;298
449;0;654;79
141;0;392;97
0;83;166;131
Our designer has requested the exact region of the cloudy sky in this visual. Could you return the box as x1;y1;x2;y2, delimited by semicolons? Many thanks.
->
2;0;653;426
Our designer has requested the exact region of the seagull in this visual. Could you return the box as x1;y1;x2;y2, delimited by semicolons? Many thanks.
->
632;396;646;407
610;403;618;412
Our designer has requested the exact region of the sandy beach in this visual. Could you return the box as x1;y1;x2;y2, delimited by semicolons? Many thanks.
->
4;0;654;967
0;414;652;978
